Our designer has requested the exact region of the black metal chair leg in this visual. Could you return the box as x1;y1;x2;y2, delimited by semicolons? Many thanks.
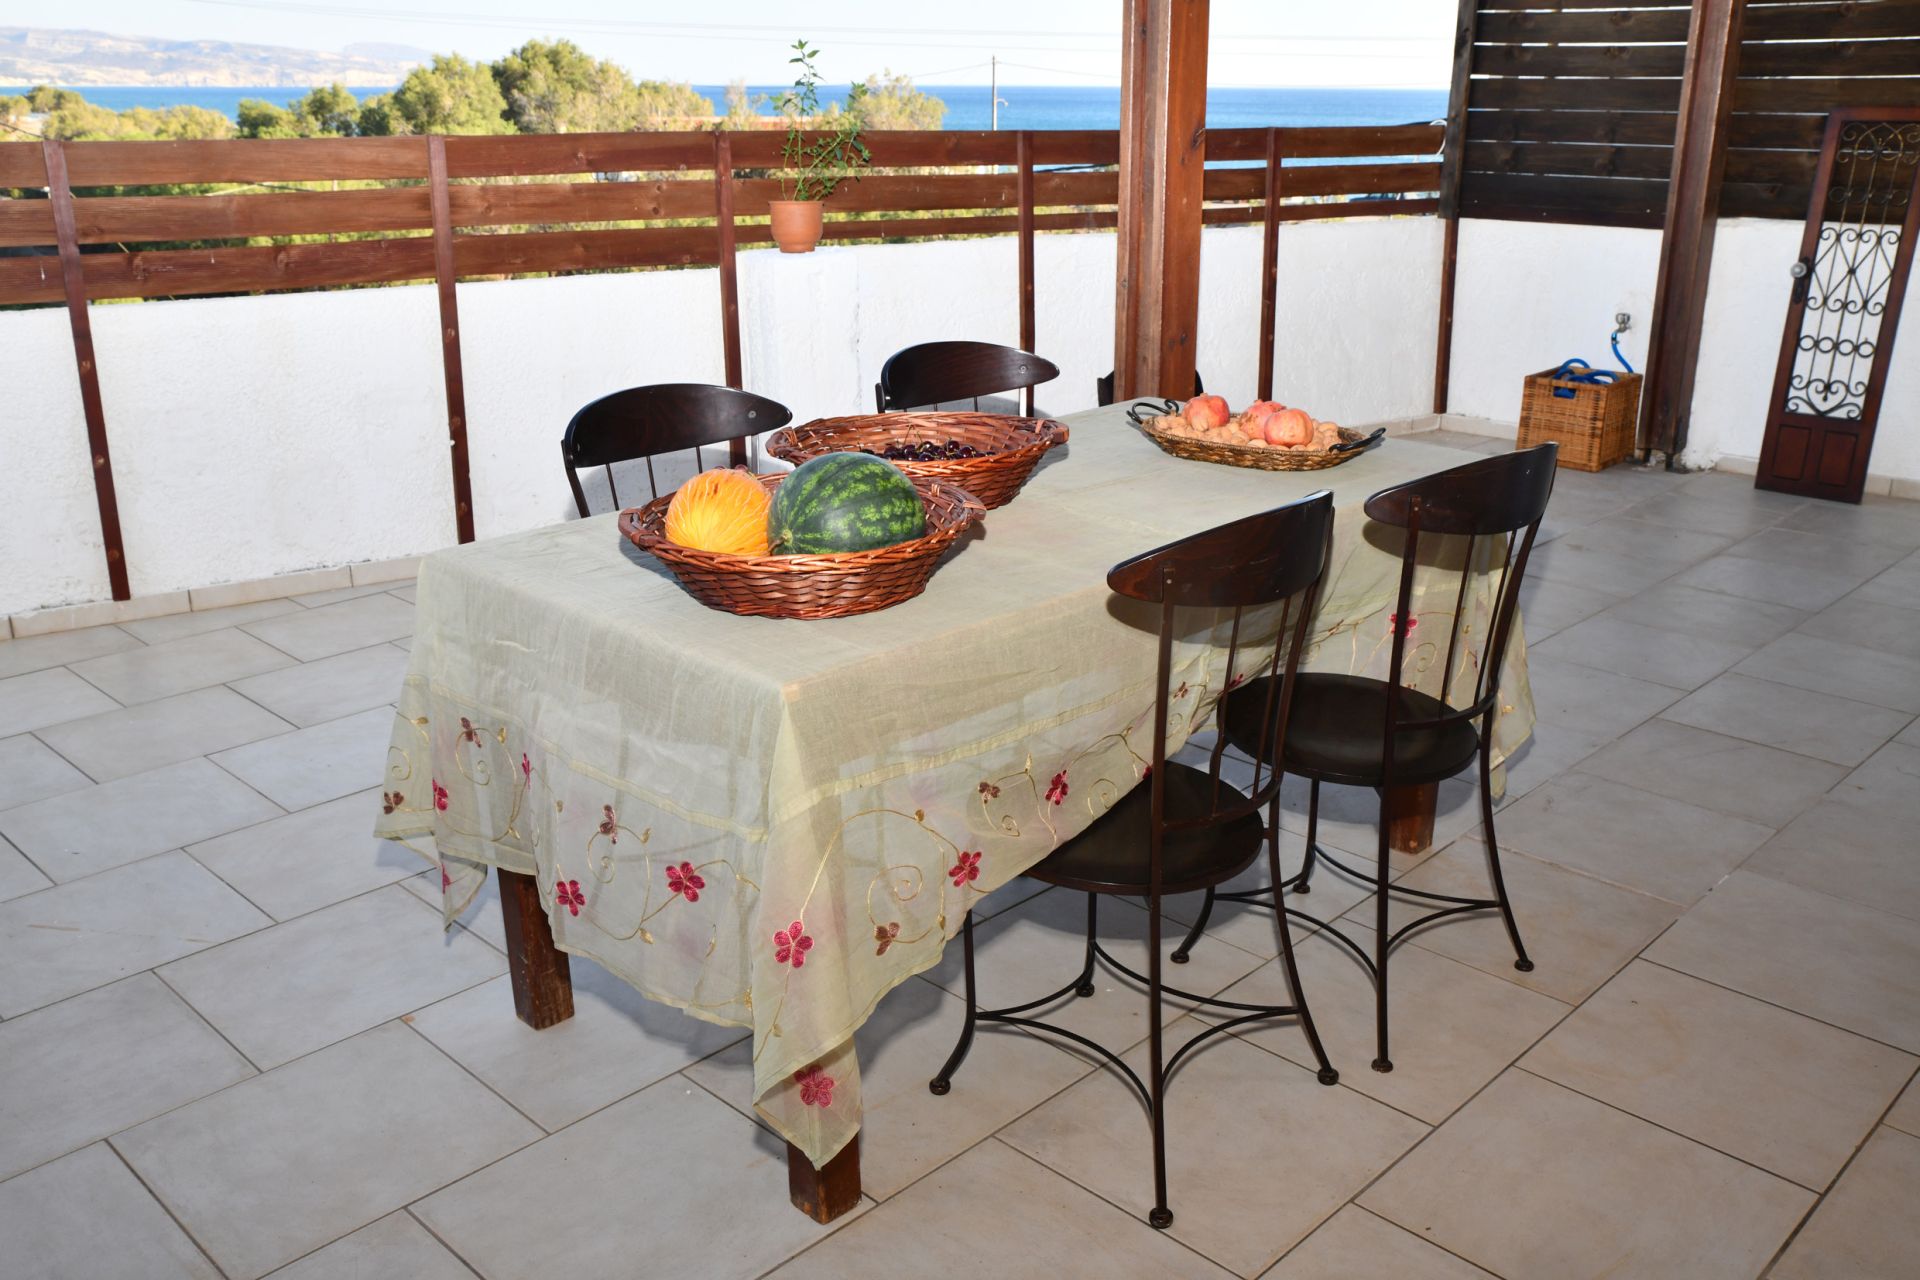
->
1076;892;1099;997
1297;777;1321;893
1371;802;1394;1074
1267;830;1339;1086
1146;886;1173;1230
1479;744;1535;973
929;911;979;1094
1170;886;1215;964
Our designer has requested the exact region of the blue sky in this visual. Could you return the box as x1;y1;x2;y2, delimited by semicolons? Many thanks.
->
45;0;1455;87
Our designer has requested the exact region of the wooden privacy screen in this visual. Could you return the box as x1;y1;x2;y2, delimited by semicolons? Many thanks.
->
1461;0;1920;228
0;123;1439;599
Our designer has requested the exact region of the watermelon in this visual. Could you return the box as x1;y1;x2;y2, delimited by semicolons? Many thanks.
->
767;452;927;554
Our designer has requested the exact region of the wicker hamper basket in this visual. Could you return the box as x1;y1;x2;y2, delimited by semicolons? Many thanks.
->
1517;363;1642;472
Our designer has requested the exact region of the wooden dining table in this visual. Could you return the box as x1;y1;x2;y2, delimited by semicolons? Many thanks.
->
374;401;1536;1221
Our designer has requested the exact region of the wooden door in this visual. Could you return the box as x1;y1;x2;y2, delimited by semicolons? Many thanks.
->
1757;110;1920;503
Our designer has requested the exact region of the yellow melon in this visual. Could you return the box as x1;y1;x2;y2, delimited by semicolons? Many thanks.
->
663;468;772;556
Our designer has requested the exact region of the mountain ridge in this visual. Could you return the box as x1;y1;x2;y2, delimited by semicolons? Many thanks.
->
0;26;424;87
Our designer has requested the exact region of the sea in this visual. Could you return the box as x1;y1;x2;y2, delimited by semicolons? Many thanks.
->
3;84;1447;131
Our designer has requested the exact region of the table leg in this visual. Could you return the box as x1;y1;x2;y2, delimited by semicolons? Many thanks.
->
496;867;574;1029
787;1135;861;1223
1386;781;1438;855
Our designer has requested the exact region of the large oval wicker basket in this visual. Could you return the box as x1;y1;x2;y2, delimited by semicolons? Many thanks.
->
619;472;985;620
765;412;1069;509
1138;415;1383;472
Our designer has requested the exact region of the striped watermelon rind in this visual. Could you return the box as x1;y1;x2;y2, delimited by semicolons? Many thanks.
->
767;452;928;554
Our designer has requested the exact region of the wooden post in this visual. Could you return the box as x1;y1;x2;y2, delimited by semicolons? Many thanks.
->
496;868;574;1029
787;1136;861;1223
1256;127;1282;402
1432;0;1478;416
426;136;476;544
1017;129;1036;366
1640;0;1747;461
44;140;130;601
714;131;747;467
1114;0;1210;402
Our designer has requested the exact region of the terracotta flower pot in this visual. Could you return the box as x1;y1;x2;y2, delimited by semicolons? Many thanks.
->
768;199;825;254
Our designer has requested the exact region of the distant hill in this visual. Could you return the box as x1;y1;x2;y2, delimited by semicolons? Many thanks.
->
0;26;423;87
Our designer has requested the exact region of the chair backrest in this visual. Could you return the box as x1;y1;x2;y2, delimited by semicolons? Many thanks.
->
560;383;792;517
1107;491;1335;880
874;341;1061;416
1096;367;1204;408
1365;442;1559;760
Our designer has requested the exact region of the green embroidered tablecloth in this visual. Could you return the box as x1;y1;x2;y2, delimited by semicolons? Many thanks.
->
374;404;1534;1169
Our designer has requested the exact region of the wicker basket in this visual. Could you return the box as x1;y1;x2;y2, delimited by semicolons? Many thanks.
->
619;473;985;620
1517;365;1642;472
1138;415;1383;472
765;412;1069;509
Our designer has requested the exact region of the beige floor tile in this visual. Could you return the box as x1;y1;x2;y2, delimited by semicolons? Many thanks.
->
1489;773;1774;905
1799;595;1920;663
1778;494;1920;550
229;643;410;727
69;627;295;705
1576;718;1847;829
36;685;292;782
1618;490;1798;542
0;667;119;735
1375;838;1681;1004
159;884;503;1069
114;1022;538;1280
1361;1070;1813;1280
1002;1021;1427;1276
268;1212;474;1280
1727;526;1910;577
1770;1127;1920;1280
239;594;415;662
919;885;1268;1055
772;1138;1235;1280
1533;612;1754;690
0;733;91;813
0;757;283;883
211;706;395;811
0;624;141;680
1885;1075;1920;1137
0;974;255;1181
0;837;49;903
1528;520;1731;598
1853;552;1920;609
1260;1205;1496;1280
118;598;303;646
399;864;504;951
0;851;270;1017
387;584;418;604
1522;960;1914;1190
1646;872;1920;1053
1734;631;1920;716
1209;921;1570;1123
1901;715;1920;747
1745;777;1920;924
1525;656;1684;743
1602;580;1808;646
1517;578;1621;641
1278;773;1481;862
415;1076;859;1280
1493;720;1609;803
1673;553;1859;613
0;1143;221;1280
687;972;1091;1199
1661;672;1909;767
188;567;350;611
186;789;424;921
412;965;747;1133
1146;843;1380;964
289;581;397;608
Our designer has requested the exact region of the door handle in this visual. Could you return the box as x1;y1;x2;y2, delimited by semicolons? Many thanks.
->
1789;259;1810;279
1790;257;1812;304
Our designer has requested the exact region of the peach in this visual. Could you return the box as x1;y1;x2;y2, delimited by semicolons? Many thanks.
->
1183;394;1229;431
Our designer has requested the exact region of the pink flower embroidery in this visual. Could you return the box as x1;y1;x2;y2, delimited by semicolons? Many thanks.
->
666;861;705;903
794;1064;835;1107
520;753;531;783
439;865;452;892
555;879;585;916
949;850;982;887
1225;672;1248;692
1389;612;1419;637
598;805;619;843
381;790;404;815
431;779;449;810
1046;770;1069;805
1175;681;1190;699
774;920;813;968
874;922;900;955
977;780;1001;799
458;716;481;745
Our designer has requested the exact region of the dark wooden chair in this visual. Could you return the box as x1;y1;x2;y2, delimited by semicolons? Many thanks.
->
1096;367;1205;407
929;490;1340;1230
1190;443;1559;1075
874;341;1060;416
560;383;792;517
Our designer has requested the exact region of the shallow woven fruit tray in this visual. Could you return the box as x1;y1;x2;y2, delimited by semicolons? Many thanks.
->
619;472;985;620
764;412;1069;509
1128;400;1385;473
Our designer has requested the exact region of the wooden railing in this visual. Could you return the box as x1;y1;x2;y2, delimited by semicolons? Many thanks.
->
4;123;1441;600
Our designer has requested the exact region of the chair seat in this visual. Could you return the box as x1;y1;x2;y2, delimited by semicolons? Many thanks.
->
1225;672;1481;788
1024;761;1266;896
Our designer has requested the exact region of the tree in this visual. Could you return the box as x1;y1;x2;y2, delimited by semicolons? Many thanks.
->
293;83;360;136
42;99;233;141
721;78;763;130
236;98;303;139
848;72;944;131
383;54;513;135
493;38;635;133
633;79;713;128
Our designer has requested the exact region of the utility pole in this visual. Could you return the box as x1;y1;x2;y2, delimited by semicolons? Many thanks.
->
991;55;1000;130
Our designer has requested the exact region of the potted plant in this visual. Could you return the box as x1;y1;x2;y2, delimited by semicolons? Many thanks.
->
770;40;870;253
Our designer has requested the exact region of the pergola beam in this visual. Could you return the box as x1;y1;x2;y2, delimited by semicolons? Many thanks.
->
1114;0;1210;401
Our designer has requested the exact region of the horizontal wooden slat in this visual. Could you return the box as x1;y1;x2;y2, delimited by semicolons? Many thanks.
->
1734;76;1920;111
1465;139;1816;186
55;187;428;246
1204;123;1444;160
1470;77;1686;112
723;129;1019;169
449;178;714;226
1719;178;1823;219
1745;0;1920;41
1468;108;1683;147
1461;171;1670;220
1478;0;1687;9
442;132;714;177
1741;36;1920;77
1474;43;1688;78
1203;162;1441;200
0;196;55;247
57;138;427;186
0;234;437;303
1475;8;1693;42
0;144;49;188
454;225;718;274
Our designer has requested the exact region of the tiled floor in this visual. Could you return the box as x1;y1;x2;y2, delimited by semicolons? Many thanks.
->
3;448;1920;1279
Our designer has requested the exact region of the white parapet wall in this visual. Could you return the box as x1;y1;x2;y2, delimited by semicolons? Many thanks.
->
2;216;1443;621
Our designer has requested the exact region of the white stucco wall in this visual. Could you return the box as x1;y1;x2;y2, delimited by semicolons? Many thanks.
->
3;216;1445;618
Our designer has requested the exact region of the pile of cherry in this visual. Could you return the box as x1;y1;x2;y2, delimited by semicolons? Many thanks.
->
860;439;985;462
